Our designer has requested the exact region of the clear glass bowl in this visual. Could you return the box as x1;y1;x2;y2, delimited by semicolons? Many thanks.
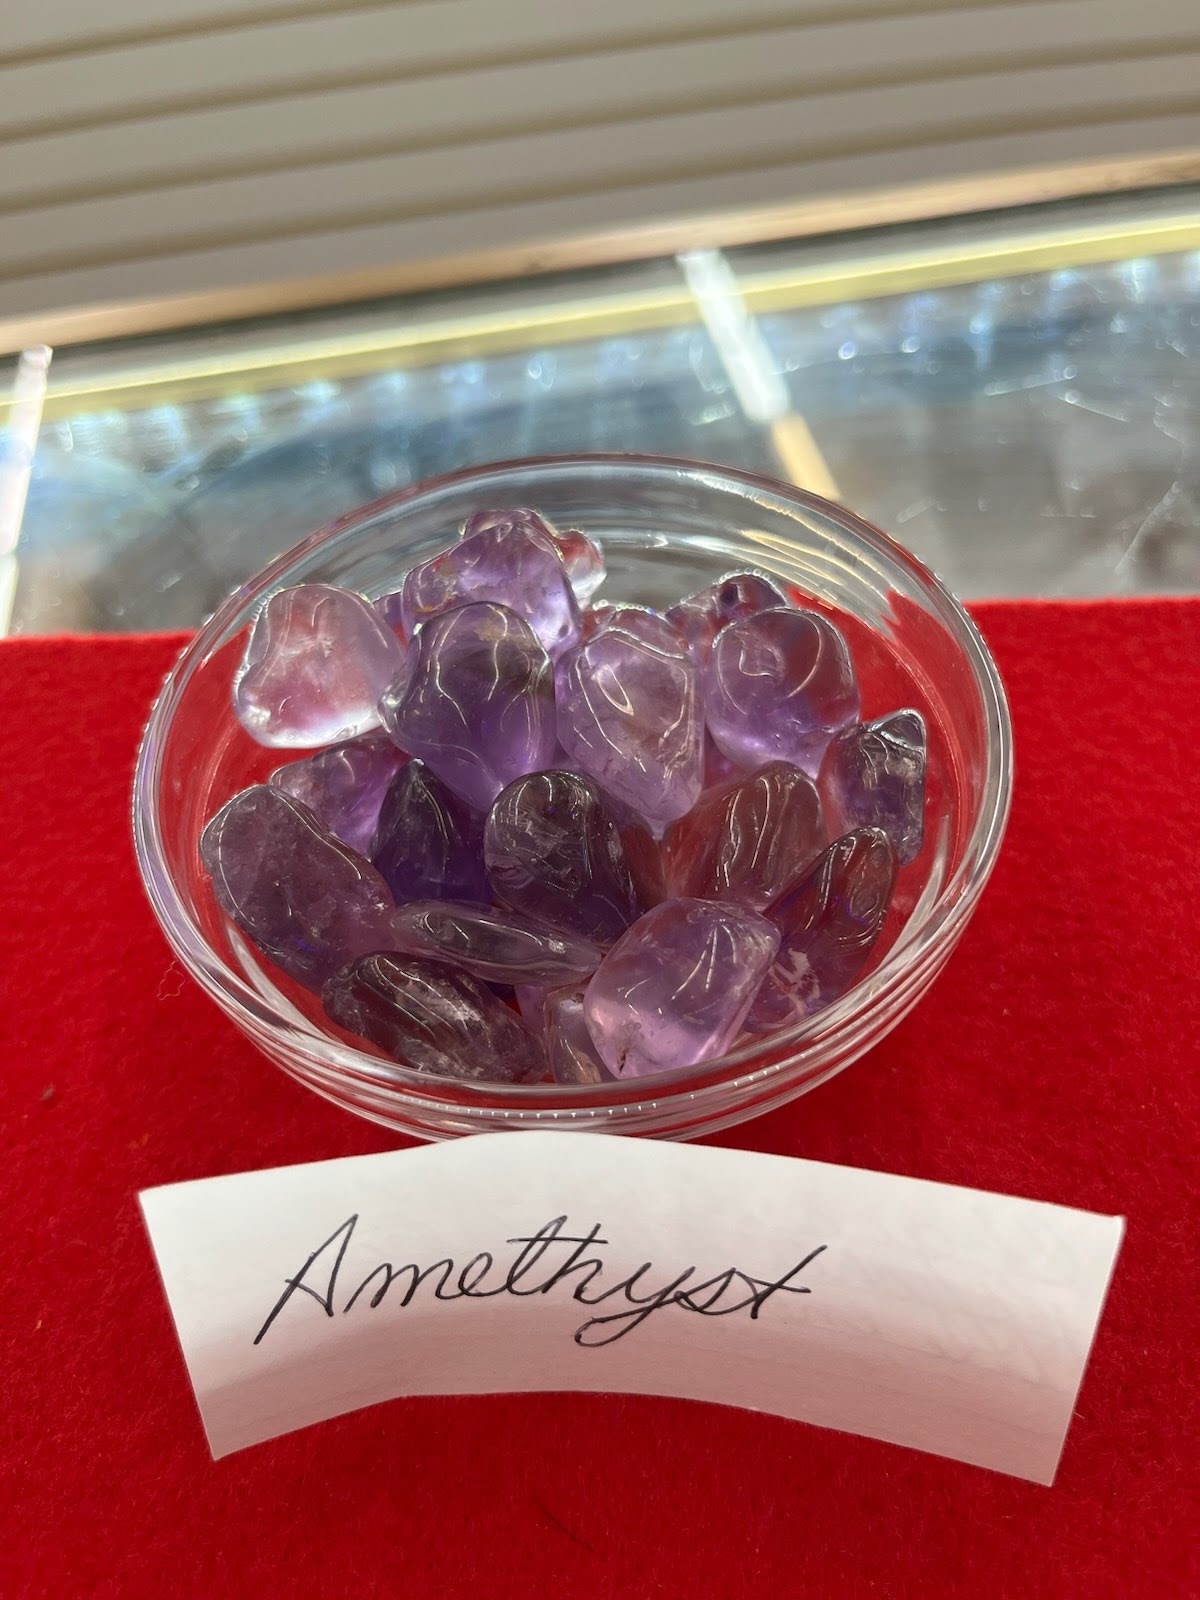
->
133;455;1012;1141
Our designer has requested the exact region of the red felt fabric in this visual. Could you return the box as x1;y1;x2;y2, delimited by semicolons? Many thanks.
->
2;601;1197;1599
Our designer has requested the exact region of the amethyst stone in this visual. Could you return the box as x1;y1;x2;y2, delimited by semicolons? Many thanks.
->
666;571;790;662
380;602;556;812
233;583;407;747
484;769;643;944
398;514;581;655
583;898;780;1079
666;761;826;910
818;710;927;866
200;785;395;991
465;507;606;603
706;607;860;776
556;610;703;827
392;900;603;985
370;759;488;905
323;954;546;1082
269;731;407;856
748;829;897;1030
544;987;615;1085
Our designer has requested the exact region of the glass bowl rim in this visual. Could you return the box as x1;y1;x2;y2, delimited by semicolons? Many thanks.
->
132;451;1013;1107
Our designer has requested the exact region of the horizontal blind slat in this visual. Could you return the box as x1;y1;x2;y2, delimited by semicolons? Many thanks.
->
1;1;1195;209
1;112;1193;320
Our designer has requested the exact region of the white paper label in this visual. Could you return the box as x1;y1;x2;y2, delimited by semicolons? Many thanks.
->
140;1133;1122;1482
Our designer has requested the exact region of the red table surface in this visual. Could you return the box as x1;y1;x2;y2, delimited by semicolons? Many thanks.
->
2;600;1198;1599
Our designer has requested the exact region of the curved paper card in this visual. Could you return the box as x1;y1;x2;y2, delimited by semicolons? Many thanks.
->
140;1133;1122;1481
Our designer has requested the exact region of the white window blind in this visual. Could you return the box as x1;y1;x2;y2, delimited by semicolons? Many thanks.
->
0;0;1197;322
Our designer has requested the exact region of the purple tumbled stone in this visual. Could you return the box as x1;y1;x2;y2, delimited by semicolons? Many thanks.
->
467;507;606;603
233;583;407;747
544;987;615;1084
392;900;603;986
380;602;556;811
666;571;790;663
269;731;407;856
485;769;643;944
665;761;826;910
818;710;927;866
398;514;581;654
200;785;396;990
370;759;488;904
748;828;897;1031
584;898;780;1079
556;610;703;827
323;954;545;1083
706;606;860;776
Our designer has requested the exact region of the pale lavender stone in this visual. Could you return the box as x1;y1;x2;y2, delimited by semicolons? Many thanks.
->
484;768;643;944
392;900;603;985
398;514;581;654
379;602;556;811
233;583;407;748
544;987;615;1084
748;829;897;1031
323;954;546;1082
200;784;396;991
467;507;606;603
269;731;407;856
583;898;780;1079
370;759;488;904
556;611;703;827
706;607;860;776
666;571;790;663
665;761;826;910
818;710;927;866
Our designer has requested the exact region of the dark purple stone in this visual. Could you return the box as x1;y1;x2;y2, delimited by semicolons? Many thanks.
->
706;606;860;776
818;710;927;866
379;602;556;812
322;954;546;1082
269;731;407;856
484;769;643;944
391;900;603;985
665;761;826;910
369;759;488;905
666;571;790;662
200;785;396;991
748;828;897;1030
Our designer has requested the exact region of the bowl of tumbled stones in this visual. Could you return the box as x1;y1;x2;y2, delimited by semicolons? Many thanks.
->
135;456;1012;1140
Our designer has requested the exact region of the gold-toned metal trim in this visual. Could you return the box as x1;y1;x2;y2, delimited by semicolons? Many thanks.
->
1;147;1197;360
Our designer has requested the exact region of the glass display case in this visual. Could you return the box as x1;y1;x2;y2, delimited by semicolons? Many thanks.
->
2;183;1197;635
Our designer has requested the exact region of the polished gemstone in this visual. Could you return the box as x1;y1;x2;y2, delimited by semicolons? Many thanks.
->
465;507;606;603
323;953;546;1082
818;710;927;866
583;898;779;1078
398;515;581;654
665;761;826;910
380;602;556;811
269;731;407;856
544;987;615;1084
556;612;703;826
200;784;395;990
706;606;860;775
233;583;407;747
485;769;643;943
748;828;897;1030
370;759;488;904
392;899;603;985
666;571;789;662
